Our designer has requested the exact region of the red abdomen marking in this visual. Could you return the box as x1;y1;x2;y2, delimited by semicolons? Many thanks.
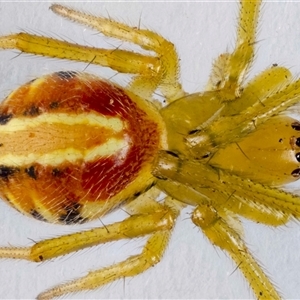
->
0;72;166;224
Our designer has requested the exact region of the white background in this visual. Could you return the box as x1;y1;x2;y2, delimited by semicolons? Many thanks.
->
0;1;300;299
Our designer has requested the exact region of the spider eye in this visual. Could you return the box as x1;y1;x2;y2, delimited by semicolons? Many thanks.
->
291;121;300;131
291;168;300;177
296;153;300;162
296;138;300;147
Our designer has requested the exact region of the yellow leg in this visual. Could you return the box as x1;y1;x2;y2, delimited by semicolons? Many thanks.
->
0;189;180;262
195;1;300;159
214;78;300;144
51;4;185;101
0;34;158;79
0;207;172;261
192;205;281;300
186;67;300;158
206;0;262;100
223;66;292;116
154;151;300;223
157;178;290;226
0;4;185;102
38;230;170;299
0;189;183;299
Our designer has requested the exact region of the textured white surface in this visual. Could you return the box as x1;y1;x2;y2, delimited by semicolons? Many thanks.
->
0;1;300;299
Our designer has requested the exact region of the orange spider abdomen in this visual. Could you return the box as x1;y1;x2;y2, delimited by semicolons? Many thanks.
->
0;72;166;224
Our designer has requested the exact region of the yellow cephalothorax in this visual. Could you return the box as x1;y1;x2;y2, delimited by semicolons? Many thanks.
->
0;1;299;299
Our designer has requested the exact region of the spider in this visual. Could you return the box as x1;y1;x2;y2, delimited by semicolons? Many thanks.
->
0;1;300;299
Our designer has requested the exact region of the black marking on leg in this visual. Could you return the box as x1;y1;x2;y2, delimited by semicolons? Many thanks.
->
165;150;179;158
188;129;201;135
56;71;78;80
0;113;12;125
148;181;156;190
24;105;40;116
133;181;156;198
203;153;211;159
25;166;37;180
0;165;18;180
134;191;141;197
59;203;86;224
154;174;167;180
30;209;48;222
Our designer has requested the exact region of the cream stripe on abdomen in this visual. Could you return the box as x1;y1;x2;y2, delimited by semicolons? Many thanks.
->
0;112;129;167
0;113;124;133
0;138;129;166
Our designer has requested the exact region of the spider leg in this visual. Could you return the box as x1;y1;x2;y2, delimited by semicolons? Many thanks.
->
51;4;185;102
192;205;281;300
209;77;300;145
157;177;291;227
223;66;292;116
186;66;300;158
0;4;185;102
0;33;158;77
0;188;182;263
0;207;172;261
38;229;170;299
161;64;295;158
206;0;262;100
154;151;300;224
36;196;183;300
153;152;292;298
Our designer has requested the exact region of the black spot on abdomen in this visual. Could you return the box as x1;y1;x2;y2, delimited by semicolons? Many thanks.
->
23;105;40;116
0;165;18;180
25;166;37;179
59;203;86;224
30;209;48;222
0;113;12;125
